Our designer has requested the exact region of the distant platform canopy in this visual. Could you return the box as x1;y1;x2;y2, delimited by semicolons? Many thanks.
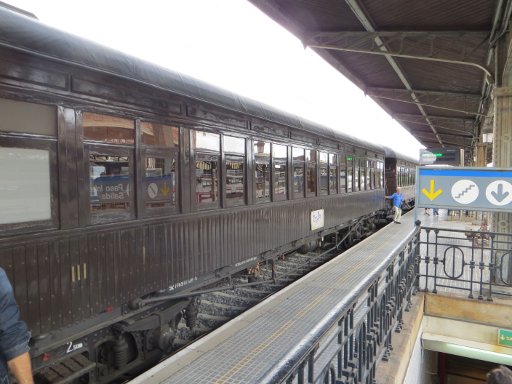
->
249;0;508;155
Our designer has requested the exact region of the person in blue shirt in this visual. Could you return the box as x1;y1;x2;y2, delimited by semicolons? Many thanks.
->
0;268;33;384
385;187;404;224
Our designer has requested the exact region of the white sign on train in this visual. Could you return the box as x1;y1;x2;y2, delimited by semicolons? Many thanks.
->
311;209;325;231
416;167;512;212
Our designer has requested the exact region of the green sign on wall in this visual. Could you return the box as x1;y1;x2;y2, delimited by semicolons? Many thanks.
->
498;329;512;348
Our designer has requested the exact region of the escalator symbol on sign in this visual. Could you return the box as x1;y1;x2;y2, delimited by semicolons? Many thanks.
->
486;180;512;206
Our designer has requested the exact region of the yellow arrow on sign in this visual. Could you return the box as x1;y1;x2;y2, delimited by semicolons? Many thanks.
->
422;180;443;201
161;182;170;197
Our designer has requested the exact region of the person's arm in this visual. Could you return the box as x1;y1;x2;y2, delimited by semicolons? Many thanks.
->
7;351;33;384
0;268;33;383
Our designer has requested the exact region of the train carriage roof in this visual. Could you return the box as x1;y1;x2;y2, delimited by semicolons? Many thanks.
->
383;147;418;164
0;6;387;154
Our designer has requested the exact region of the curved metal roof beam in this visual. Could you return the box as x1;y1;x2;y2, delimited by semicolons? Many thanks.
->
369;94;489;117
306;43;494;81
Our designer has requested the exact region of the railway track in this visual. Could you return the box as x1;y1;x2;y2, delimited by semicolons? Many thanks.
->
170;242;349;351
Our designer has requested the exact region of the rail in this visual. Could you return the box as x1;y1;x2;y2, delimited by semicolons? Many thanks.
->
417;226;512;300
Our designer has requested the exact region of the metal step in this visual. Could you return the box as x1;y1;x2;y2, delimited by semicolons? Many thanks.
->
36;353;95;384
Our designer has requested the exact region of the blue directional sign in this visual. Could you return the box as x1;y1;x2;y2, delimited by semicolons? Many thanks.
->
416;167;512;212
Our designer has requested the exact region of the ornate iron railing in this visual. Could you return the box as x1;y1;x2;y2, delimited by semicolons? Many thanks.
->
268;226;421;384
418;226;512;300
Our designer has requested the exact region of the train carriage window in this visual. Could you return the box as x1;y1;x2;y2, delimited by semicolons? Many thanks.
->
305;149;317;196
224;136;245;154
360;158;366;190
141;122;179;213
0;141;57;230
368;160;374;190
0;98;58;232
346;156;353;193
141;121;179;148
377;161;384;189
373;160;377;189
192;131;220;151
83;113;135;223
353;158;359;192
292;147;305;199
83;112;134;144
226;156;245;206
143;155;177;210
224;136;245;207
0;98;56;136
319;152;328;196
339;155;347;193
195;154;219;209
329;153;337;194
254;141;270;203
89;149;133;221
192;131;220;210
375;161;380;189
273;144;287;201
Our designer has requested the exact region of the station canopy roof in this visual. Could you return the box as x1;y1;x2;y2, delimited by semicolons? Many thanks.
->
248;0;510;152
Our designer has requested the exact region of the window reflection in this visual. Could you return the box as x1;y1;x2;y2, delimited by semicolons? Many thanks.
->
192;131;220;151
292;147;304;198
83;112;134;145
346;156;353;193
319;152;328;195
273;144;287;201
224;136;245;154
360;159;366;190
378;161;384;188
273;143;287;158
306;149;316;196
195;154;219;209
89;153;132;217
254;141;270;203
141;122;179;148
143;157;176;209
0;147;51;224
339;155;346;193
226;156;245;206
329;153;337;194
273;162;287;201
353;158;359;192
